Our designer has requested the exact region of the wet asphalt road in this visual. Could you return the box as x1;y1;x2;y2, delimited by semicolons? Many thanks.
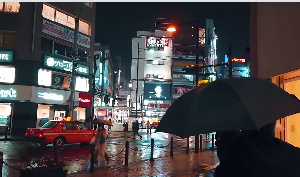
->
1;129;215;177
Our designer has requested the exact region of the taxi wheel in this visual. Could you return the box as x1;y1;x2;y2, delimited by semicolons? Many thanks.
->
54;137;65;147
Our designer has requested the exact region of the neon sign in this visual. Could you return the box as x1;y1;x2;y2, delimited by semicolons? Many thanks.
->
231;58;246;63
0;88;16;98
0;51;13;62
44;55;89;75
146;37;169;48
79;98;90;103
37;92;63;101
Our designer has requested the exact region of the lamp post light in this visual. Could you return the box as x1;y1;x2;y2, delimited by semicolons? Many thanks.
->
69;3;85;119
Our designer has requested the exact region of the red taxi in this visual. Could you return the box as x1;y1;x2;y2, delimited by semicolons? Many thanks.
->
150;122;159;129
25;120;97;147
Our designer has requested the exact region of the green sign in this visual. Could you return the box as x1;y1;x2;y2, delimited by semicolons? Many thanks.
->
44;55;89;75
0;51;13;62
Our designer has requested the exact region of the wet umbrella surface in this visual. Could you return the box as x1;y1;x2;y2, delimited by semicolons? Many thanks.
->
156;77;300;138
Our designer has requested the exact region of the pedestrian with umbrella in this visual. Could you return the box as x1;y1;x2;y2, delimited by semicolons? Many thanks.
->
156;77;300;177
91;119;112;167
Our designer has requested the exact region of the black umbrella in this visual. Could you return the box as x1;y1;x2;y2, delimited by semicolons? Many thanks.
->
156;77;300;138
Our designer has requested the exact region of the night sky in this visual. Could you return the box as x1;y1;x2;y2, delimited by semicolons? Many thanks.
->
95;2;250;81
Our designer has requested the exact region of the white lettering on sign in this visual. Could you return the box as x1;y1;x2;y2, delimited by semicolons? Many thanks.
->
79;98;90;102
37;92;63;101
0;88;17;98
0;54;9;60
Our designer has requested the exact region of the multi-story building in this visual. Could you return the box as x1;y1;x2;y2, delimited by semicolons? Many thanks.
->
250;2;300;148
0;2;96;136
131;30;173;119
93;44;116;119
172;19;217;100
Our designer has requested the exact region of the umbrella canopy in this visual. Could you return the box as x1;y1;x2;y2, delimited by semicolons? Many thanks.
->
156;77;300;138
93;119;113;126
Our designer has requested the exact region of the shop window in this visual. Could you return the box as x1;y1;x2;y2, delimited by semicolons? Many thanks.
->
75;77;89;92
55;10;68;26
77;122;90;130
54;42;66;56
41;37;53;53
0;66;15;83
1;32;17;49
4;2;19;13
42;4;55;21
0;103;11;125
79;20;89;35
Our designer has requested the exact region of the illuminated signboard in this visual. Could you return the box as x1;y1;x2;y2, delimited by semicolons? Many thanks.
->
44;55;90;75
231;58;246;63
0;51;13;62
37;92;63;101
146;37;169;48
0;88;16;98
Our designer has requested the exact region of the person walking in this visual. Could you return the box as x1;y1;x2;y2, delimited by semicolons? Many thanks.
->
91;124;109;167
146;120;151;134
93;117;98;130
133;120;142;139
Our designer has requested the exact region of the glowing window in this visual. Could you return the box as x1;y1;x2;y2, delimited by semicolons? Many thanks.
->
4;2;19;13
0;3;3;11
67;16;75;29
0;65;15;83
42;4;55;21
55;10;68;26
79;20;89;35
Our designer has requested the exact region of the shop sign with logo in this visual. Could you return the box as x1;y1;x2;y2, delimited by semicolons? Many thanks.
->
146;37;169;48
78;92;92;107
0;51;13;62
37;92;64;101
44;55;89;75
0;88;16;98
42;19;90;48
231;58;246;63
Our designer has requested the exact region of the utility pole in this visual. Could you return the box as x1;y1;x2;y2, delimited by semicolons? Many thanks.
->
135;42;140;120
194;19;200;153
69;4;85;119
228;43;232;78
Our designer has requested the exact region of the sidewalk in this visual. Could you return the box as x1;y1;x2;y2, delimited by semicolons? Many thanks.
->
68;151;219;177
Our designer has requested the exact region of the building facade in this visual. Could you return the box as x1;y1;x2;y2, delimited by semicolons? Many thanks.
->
0;2;96;136
131;30;173;119
250;2;300;147
172;19;217;100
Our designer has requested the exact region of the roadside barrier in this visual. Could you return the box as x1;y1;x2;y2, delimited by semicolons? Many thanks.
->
1;133;217;175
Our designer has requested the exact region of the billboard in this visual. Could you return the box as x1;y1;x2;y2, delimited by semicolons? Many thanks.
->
144;83;171;100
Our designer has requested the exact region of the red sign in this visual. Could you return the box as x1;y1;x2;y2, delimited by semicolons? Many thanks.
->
78;93;93;107
231;58;246;63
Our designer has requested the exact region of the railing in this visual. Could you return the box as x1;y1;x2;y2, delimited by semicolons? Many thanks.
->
1;134;216;175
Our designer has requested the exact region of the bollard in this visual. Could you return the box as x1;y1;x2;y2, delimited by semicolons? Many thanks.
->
4;126;8;140
54;146;59;164
186;137;189;154
90;144;95;172
125;141;129;166
0;151;3;177
195;135;199;153
200;135;203;152
150;139;154;161
211;134;215;151
170;137;174;157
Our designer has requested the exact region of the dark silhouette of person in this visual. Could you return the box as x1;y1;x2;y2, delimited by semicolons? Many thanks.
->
133;120;142;140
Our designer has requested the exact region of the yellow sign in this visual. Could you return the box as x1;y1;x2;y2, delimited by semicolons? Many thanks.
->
197;80;208;86
231;58;246;63
66;117;71;121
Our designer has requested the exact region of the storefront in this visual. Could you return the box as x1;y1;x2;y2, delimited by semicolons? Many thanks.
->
32;86;93;127
271;71;300;148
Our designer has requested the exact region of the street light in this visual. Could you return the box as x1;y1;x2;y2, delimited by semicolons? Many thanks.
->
167;27;176;32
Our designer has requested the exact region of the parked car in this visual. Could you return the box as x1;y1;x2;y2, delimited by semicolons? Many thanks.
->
150;122;159;129
25;120;96;147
